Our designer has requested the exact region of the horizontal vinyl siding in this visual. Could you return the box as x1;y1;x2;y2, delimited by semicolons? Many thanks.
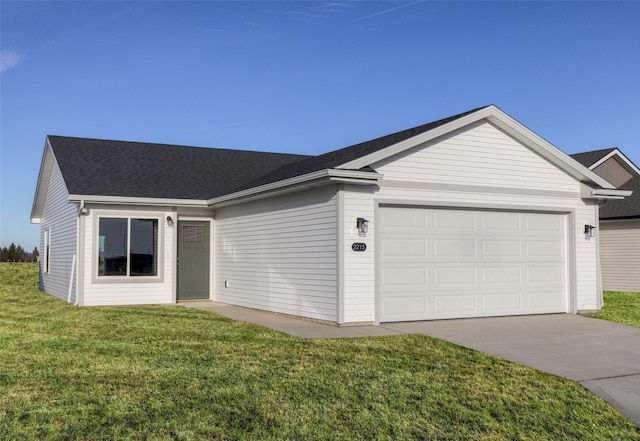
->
40;161;78;302
215;186;338;322
342;186;376;323
600;221;640;292
375;121;580;193
81;207;174;306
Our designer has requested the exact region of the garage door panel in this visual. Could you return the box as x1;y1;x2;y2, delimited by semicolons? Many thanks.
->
433;293;476;314
526;241;564;258
481;240;521;257
433;239;475;257
380;266;427;290
379;207;567;322
433;210;475;230
380;238;427;258
525;214;564;232
481;266;522;284
380;207;427;232
433;267;475;286
381;296;428;321
481;212;521;231
526;291;565;309
526;266;564;283
482;292;522;311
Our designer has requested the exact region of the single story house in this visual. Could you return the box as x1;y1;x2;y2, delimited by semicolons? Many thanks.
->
31;105;631;325
571;148;640;292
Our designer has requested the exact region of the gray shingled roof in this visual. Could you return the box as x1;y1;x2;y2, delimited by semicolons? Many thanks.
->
48;136;311;200
570;148;616;168
599;175;640;219
48;106;490;201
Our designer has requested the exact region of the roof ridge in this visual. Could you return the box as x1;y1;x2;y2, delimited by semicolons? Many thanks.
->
47;135;312;159
226;105;492;194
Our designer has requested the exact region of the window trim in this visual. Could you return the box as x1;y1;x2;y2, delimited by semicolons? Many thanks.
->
93;212;164;284
43;228;51;274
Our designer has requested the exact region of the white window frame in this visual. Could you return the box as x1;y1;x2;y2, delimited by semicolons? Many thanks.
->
93;212;164;283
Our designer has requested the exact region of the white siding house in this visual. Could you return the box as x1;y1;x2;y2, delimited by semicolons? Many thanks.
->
33;146;79;303
31;105;631;323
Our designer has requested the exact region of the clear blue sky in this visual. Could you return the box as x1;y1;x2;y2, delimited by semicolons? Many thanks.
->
1;1;639;251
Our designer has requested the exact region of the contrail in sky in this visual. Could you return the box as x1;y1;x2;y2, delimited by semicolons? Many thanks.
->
352;1;422;22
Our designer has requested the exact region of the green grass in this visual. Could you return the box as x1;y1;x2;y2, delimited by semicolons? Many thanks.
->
588;291;640;327
1;263;639;440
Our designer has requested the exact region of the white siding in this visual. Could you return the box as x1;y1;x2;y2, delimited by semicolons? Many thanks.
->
337;121;600;322
341;186;376;323
376;121;579;192
215;186;338;322
81;207;174;306
39;160;78;303
600;220;640;292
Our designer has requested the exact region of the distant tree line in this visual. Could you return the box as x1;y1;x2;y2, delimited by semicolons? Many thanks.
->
0;243;39;262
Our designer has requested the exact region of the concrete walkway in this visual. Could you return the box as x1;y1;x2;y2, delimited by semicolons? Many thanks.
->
181;301;640;426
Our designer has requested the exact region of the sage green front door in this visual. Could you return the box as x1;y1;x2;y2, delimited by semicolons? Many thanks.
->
177;221;210;300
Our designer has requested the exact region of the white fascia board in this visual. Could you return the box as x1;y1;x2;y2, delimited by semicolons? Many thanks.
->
68;194;209;207
589;148;640;176
484;111;616;190
206;169;382;206
337;105;616;190
30;138;55;222
337;106;498;170
580;184;633;200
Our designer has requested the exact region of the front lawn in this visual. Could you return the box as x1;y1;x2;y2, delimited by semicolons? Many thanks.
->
1;263;639;440
589;291;640;327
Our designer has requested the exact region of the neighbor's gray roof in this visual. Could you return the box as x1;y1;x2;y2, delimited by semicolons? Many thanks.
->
599;175;640;219
48;106;490;201
570;148;616;168
571;149;640;220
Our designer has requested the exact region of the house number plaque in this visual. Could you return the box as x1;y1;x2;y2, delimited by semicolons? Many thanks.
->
351;243;367;252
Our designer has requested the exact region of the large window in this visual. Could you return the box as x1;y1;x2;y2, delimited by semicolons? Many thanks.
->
98;217;158;277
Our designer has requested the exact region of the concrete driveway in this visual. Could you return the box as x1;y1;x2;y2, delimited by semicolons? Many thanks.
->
182;302;640;426
383;315;640;427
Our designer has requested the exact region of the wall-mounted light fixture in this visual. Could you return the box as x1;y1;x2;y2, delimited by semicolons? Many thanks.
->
584;224;596;238
356;217;369;235
167;216;174;227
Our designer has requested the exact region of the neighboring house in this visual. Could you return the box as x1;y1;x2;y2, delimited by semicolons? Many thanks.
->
572;148;640;292
31;105;631;325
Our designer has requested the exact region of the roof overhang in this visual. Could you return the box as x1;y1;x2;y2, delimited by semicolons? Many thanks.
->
337;105;617;191
580;183;633;200
206;168;382;208
67;195;210;207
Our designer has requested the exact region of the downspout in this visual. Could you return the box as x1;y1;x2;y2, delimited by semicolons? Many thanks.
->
75;200;88;306
595;202;604;310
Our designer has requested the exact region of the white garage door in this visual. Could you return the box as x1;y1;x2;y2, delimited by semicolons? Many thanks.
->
378;206;568;322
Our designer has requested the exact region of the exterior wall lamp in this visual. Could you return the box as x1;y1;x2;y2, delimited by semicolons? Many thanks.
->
357;217;369;235
167;216;174;227
584;224;596;239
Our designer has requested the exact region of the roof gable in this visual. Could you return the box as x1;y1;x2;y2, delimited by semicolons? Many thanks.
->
227;106;490;194
571;148;640;177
